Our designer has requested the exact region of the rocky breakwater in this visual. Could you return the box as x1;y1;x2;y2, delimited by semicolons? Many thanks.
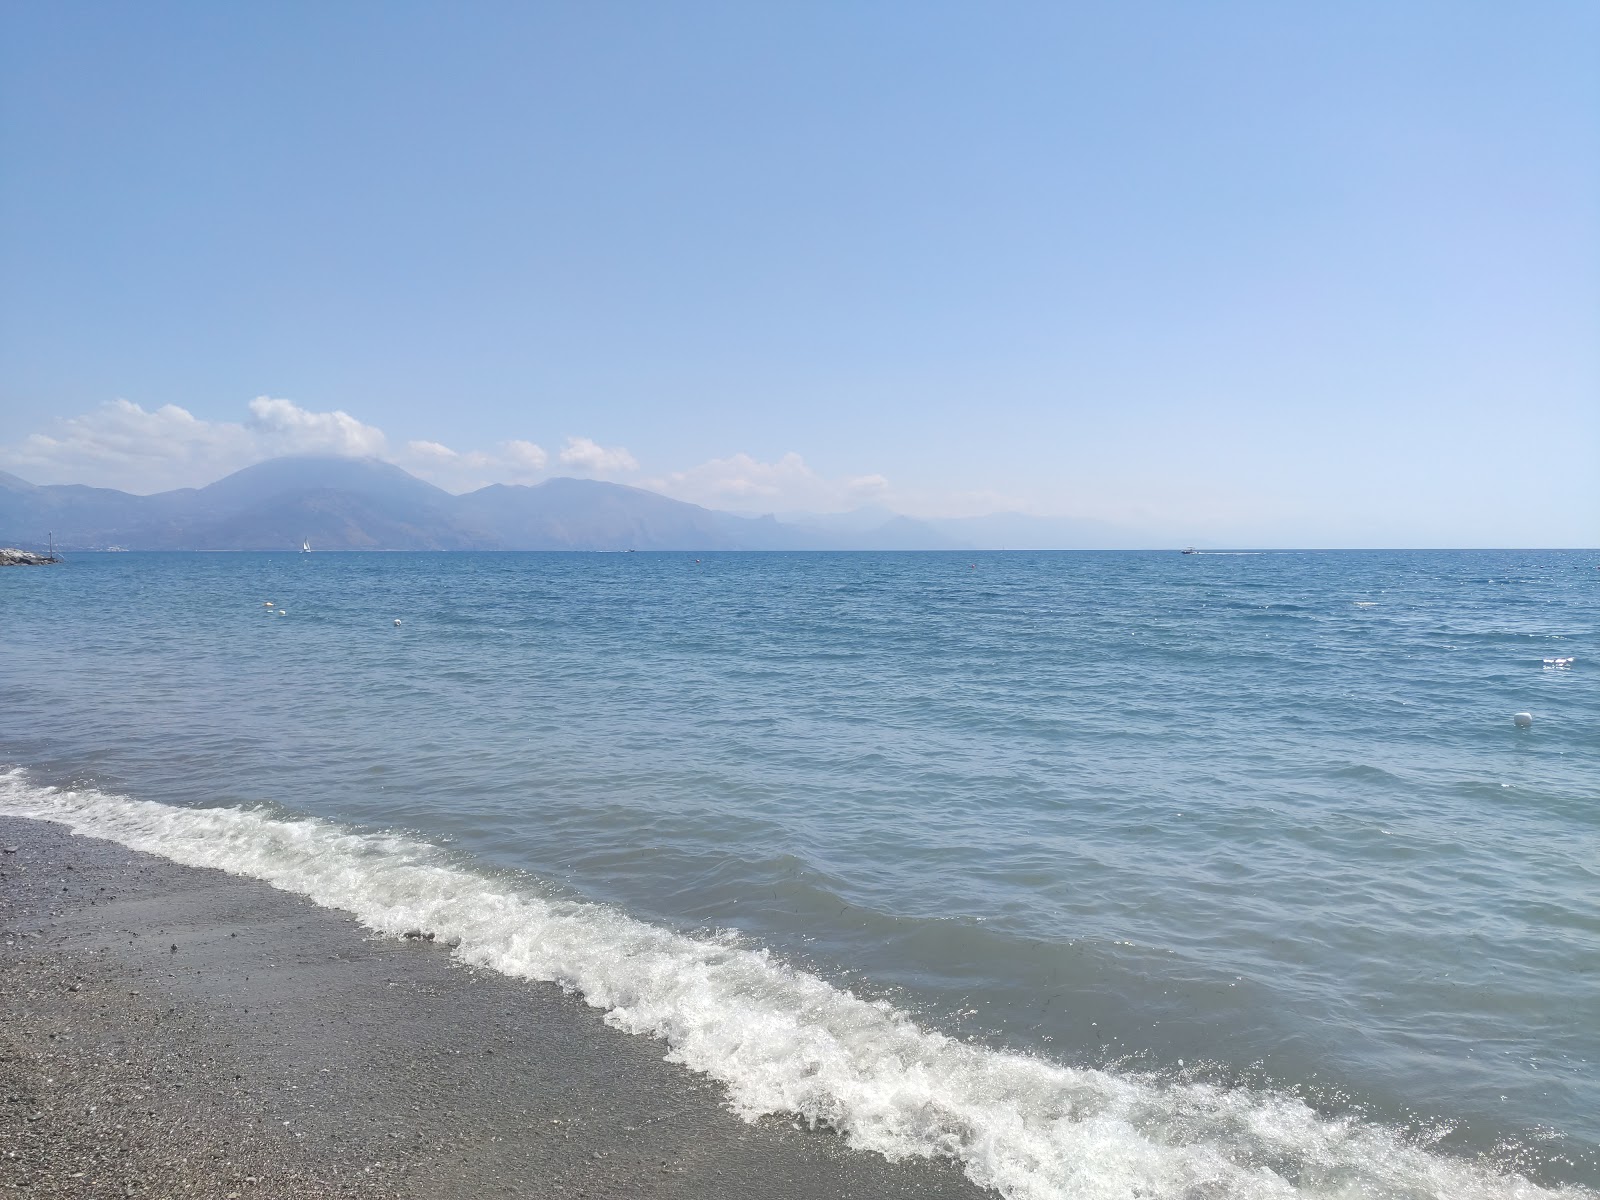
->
0;548;58;566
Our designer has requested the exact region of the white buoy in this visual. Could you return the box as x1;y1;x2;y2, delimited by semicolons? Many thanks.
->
277;610;286;616
1513;712;1533;728
394;618;402;626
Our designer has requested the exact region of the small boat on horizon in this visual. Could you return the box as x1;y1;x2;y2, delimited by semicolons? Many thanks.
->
301;538;312;554
1181;546;1197;554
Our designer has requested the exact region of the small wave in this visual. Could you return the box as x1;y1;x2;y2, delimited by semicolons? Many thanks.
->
0;768;1586;1200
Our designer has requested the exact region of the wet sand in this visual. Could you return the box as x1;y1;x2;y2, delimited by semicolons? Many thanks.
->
0;816;991;1199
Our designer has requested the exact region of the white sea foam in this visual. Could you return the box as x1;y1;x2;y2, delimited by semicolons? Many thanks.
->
0;768;1586;1200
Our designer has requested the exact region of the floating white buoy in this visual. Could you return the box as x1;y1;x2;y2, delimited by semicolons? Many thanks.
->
394;618;402;626
1513;712;1533;728
263;601;274;607
277;610;286;616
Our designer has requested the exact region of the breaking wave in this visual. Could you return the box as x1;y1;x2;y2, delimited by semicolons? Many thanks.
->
0;769;1585;1200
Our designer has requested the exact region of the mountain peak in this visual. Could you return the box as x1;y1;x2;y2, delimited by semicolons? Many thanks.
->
0;454;1151;550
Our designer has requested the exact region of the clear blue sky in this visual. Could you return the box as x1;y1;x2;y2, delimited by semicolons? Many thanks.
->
2;1;1595;545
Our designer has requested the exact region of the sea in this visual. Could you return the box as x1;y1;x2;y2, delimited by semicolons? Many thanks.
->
2;549;1596;1199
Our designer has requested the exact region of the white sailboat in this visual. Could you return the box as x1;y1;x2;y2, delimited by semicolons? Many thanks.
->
301;537;312;554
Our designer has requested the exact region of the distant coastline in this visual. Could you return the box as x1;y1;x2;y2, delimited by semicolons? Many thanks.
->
0;454;1150;553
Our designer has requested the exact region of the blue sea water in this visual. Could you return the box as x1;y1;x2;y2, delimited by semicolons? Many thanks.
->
2;549;1597;1198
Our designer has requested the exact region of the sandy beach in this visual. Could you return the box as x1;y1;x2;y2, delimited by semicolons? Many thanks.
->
0;816;990;1199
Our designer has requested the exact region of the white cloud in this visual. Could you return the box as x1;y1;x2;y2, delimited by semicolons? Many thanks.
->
646;451;893;514
0;397;387;493
404;439;461;462
558;436;638;477
0;399;919;519
0;396;570;495
504;439;548;470
845;473;891;500
246;396;386;457
395;437;550;491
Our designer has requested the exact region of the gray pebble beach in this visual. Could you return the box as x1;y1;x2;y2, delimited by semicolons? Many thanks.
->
0;817;989;1199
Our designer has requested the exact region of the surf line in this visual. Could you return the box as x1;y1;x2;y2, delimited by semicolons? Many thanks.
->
0;770;1582;1200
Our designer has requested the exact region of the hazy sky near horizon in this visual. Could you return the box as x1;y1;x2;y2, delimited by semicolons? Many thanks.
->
2;2;1596;545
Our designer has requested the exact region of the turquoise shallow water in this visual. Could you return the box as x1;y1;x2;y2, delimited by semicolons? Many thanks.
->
3;550;1597;1193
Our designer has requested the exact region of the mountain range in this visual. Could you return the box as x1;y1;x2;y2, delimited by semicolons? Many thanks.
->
0;456;1157;552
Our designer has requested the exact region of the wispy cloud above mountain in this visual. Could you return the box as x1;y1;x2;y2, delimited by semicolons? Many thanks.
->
246;397;388;459
557;436;638;478
644;451;890;513
0;397;894;514
400;437;552;492
0;397;390;493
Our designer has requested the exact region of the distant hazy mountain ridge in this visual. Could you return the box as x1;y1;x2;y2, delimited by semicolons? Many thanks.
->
0;456;1153;551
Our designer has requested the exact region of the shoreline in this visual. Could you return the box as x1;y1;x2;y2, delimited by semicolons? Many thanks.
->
0;815;990;1199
